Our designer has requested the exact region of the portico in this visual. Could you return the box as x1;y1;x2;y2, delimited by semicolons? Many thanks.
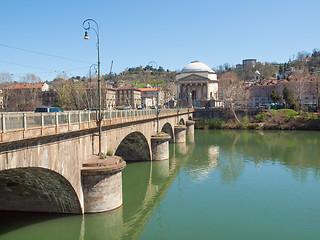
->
176;61;219;106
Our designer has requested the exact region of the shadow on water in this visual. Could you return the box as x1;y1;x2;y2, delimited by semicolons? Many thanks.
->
0;211;82;239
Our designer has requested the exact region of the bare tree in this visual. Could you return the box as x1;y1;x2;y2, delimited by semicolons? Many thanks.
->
2;73;43;111
290;67;309;111
0;72;14;111
220;72;246;123
58;81;87;110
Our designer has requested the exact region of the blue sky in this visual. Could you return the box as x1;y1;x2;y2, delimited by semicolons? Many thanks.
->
1;0;319;82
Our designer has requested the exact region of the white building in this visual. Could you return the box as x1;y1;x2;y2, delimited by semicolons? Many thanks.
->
176;61;219;106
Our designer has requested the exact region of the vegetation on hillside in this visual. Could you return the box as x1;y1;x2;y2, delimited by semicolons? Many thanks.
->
195;109;320;130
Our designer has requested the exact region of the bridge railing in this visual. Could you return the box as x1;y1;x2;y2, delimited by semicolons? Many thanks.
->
0;108;190;133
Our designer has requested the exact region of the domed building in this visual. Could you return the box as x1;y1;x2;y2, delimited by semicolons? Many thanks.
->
176;60;219;107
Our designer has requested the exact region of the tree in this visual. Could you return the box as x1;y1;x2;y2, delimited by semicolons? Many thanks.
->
0;72;14;110
220;72;246;122
290;67;309;111
279;65;284;75
58;81;86;110
270;90;282;104
283;86;295;109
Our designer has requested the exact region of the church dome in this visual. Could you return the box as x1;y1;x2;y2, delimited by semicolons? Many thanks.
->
181;60;215;73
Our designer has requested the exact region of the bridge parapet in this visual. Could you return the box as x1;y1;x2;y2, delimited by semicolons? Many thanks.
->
0;109;193;143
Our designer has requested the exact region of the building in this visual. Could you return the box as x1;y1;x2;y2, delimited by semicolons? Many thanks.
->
138;87;164;105
176;60;219;107
2;82;57;111
242;59;257;68
116;86;141;109
104;87;116;110
246;77;319;108
141;93;156;108
236;64;243;69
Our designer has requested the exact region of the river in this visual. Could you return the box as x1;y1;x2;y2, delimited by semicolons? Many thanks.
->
0;130;319;240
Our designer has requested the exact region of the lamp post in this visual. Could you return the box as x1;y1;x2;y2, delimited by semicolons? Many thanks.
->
176;80;180;124
83;18;102;155
148;61;159;132
89;64;98;110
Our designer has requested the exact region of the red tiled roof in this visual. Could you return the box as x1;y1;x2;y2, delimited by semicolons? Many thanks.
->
5;83;45;89
138;87;162;92
117;86;140;91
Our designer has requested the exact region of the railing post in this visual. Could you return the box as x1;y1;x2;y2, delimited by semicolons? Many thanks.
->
68;111;71;131
55;112;59;127
41;113;44;128
79;110;81;123
2;114;6;133
88;110;91;122
23;113;27;130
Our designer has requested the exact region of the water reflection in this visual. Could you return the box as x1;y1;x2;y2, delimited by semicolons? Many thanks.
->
205;130;320;182
1;130;319;240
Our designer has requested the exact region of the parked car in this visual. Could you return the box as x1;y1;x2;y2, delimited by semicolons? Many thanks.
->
117;107;130;110
34;107;63;124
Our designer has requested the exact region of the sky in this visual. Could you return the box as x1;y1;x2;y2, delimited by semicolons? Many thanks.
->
1;0;320;82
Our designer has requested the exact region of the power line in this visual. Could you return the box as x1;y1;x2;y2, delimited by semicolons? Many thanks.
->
0;43;92;64
0;60;90;78
0;60;54;71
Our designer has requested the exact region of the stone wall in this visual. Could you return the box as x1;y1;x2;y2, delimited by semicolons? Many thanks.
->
193;109;260;120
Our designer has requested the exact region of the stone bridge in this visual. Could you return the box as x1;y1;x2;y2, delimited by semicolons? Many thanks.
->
0;109;195;214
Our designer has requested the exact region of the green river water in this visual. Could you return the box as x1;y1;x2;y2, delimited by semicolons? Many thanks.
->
0;130;319;240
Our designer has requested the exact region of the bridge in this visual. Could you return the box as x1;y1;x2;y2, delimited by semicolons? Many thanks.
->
0;109;195;214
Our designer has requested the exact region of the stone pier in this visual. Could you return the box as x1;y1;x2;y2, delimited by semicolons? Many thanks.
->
186;120;195;135
151;133;171;161
81;156;126;213
174;125;187;143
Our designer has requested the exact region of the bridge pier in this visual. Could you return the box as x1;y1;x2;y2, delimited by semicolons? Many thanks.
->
186;120;195;135
81;156;126;213
151;134;171;161
174;125;187;143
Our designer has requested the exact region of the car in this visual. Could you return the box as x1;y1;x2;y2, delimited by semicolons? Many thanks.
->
117;107;130;110
34;107;63;124
35;107;63;113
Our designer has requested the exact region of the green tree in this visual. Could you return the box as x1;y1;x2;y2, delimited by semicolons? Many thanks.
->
270;90;282;104
279;65;284;75
283;86;295;109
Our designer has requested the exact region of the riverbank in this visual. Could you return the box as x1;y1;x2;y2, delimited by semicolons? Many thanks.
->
195;109;320;131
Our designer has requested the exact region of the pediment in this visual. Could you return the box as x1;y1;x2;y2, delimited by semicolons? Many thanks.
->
179;74;209;82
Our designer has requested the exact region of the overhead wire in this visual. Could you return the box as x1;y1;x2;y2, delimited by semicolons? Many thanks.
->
0;43;92;64
0;43;110;79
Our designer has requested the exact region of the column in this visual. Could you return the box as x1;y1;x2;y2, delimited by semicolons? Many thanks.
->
206;84;209;100
151;134;171;160
201;83;204;101
81;156;126;213
186;120;195;135
174;125;187;143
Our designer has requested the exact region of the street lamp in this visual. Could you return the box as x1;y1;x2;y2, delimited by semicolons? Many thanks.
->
148;61;159;132
89;64;98;110
176;80;180;124
83;18;102;155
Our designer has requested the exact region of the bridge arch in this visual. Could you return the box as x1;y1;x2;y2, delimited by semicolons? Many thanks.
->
179;118;185;125
115;131;151;162
0;167;82;214
161;122;174;143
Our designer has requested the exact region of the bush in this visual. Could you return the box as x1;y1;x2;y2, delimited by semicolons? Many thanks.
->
276;109;298;121
255;112;266;122
242;116;249;124
208;118;224;129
